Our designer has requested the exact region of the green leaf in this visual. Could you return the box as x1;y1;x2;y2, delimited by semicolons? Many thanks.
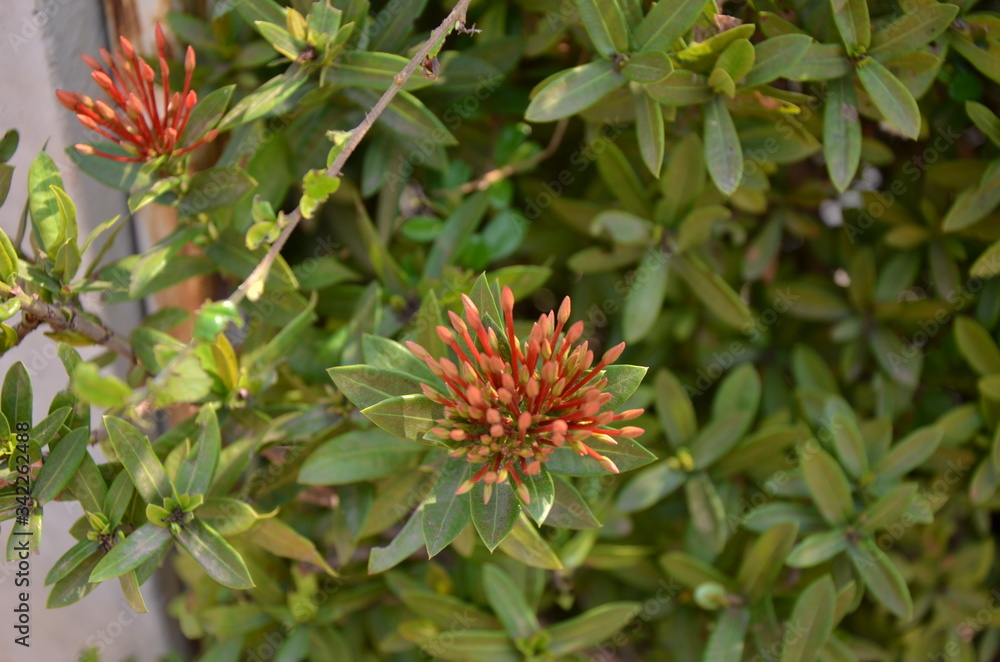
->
67;455;108;515
824;76;862;193
104;416;172;504
737;522;799;603
196;497;270;536
601;364;648;411
299;430;425;485
623;51;674;83
516;468;555;525
655;369;697;448
327;51;435;91
787;529;848;568
525;60;626;122
855;57;921;140
955;315;1000;376
2;362;32;428
704;95;743;195
248;517;336;576
90;522;172;583
178;167;257;217
361;334;440;384
45;539;99;586
634;0;705;50
616;460;687;513
256;20;304;60
422;460;472;557
857;483;918;534
347;88;457;145
180;85;234;145
942;160;1000;232
576;0;629;57
118;570;147;614
547;437;656;476
685;473;727;551
328;365;424;410
847;539;912;620
869;3;959;62
785;43;852;81
175;519;254;590
647;70;714;106
412;631;519;662
72;363;131;408
369;510;425;573
472;481;520;552
779;576;837;662
0;227;18;281
483;563;541;640
300;169;340;219
873;425;942;483
830;0;870;53
691;413;752;470
425;191;491;277
633;88;666;178
802;448;855;525
712;363;761;421
704;608;748;662
660;551;736;590
715;39;756;84
546;602;640;654
361;395;445;443
48;551;102;608
671;254;753;329
823;400;868;480
546;476;601;529
174;406;220;496
967;101;1000;147
27;151;63;252
33;427;89;504
29;406;70;448
744;34;813;87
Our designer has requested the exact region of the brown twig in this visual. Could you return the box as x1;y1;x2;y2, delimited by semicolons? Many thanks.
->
448;117;571;195
228;0;475;306
12;286;134;361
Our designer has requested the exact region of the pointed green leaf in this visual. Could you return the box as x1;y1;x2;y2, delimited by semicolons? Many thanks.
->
856;57;920;139
704;95;743;195
547;602;641;655
634;0;705;50
704;608;749;662
369;510;425;573
737;522;799;602
104;416;172;504
361;394;444;443
483;563;541;640
802;448;854;525
2;362;32;428
830;0;871;53
33;427;89;505
744;34;813;87
824;76;862;192
779;576;837;662
787;529;848;568
847;539;912;620
329;365;424;410
299;430;425;485
525;60;626;122
175;519;254;590
90;522;171;583
472;481;520;552
422;460;473;557
547;437;656;476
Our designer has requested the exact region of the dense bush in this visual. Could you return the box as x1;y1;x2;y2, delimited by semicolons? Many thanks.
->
1;0;999;660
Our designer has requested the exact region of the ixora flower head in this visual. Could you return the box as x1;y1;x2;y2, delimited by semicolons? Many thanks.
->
55;24;217;163
406;286;645;504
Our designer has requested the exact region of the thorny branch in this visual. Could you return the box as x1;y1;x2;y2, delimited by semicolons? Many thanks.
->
228;0;476;306
11;285;134;361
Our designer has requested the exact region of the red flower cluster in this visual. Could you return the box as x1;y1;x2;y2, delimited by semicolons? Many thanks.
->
407;287;643;504
56;25;217;163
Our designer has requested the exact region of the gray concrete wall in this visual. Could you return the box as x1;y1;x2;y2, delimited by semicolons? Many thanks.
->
0;1;182;660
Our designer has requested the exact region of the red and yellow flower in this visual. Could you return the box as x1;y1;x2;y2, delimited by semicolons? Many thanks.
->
407;287;644;503
56;25;217;163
